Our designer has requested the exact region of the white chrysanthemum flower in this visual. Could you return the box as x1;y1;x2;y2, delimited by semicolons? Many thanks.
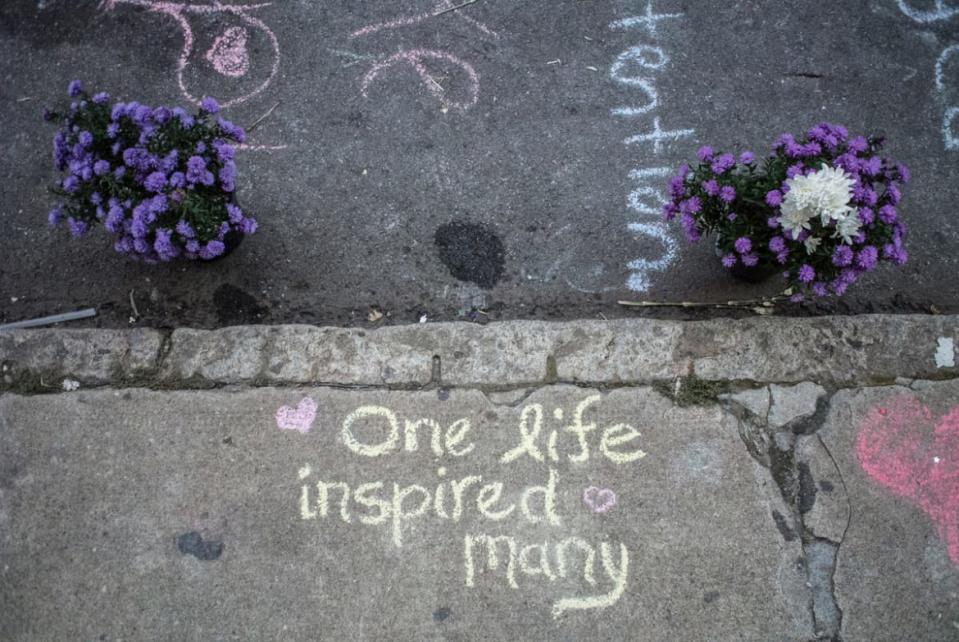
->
804;236;821;254
834;212;862;244
779;164;856;238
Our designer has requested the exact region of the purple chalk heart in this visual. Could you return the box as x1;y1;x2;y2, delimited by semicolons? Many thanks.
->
275;397;317;434
583;486;617;514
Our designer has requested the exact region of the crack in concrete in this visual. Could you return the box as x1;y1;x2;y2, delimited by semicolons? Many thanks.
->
725;387;849;641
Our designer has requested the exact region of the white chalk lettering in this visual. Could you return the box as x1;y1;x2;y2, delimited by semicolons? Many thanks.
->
623;116;695;155
551;542;630;617
500;404;545;463
342;405;400;457
601;423;648;464
626;223;678;292
609;1;683;36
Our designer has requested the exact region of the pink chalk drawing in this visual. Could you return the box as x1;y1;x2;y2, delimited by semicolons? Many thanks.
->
856;396;959;564
361;49;480;112
349;0;498;40
99;0;280;109
206;26;250;78
348;0;496;112
275;397;318;435
582;486;618;514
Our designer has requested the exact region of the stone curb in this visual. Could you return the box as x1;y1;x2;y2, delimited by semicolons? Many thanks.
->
1;315;956;392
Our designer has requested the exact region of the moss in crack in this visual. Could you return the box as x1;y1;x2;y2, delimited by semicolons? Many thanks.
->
0;370;65;395
652;375;727;407
544;355;558;384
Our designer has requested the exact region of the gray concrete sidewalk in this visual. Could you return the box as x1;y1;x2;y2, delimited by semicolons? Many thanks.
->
1;315;958;641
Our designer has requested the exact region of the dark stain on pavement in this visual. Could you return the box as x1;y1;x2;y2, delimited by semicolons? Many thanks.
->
433;607;451;622
213;283;268;325
434;222;505;289
771;510;797;542
798;462;817;514
176;531;224;561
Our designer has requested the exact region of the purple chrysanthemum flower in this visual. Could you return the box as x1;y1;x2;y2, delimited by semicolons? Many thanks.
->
661;203;678;221
169;171;186;189
105;204;125;232
213;139;235;164
786;163;804;179
711;153;735;175
132;104;152;126
861;157;882;176
92;92;109;104
832;245;853;267
176;220;195;238
226;203;244;224
858;207;874;225
741;253;759;267
172;107;195;128
798;264;816;283
195;141;207;154
217;117;246;143
896;163;910;184
719;185;736;203
148;194;168;214
697;146;713;162
67;80;82;97
721;254;737;268
186;240;200;254
48;206;64;226
67;217;88;238
680;213;700;242
739;151;755;165
200;96;220;114
768;236;786;253
186;155;207;184
734;236;752;254
847;136;868;153
727;212;737;221
768;216;780;229
93;160;110;176
776;250;790;264
812;282;829;297
199;240;225;259
878;204;897;225
113;166;126;180
886;183;902;205
153;228;177;260
219;162;236;192
90;192;102;206
144;171;167;193
765;190;783;207
701;179;719;197
682;196;702;214
159;150;179;174
62;175;79;192
856;245;879;271
152;107;172;124
239;217;257;235
78;131;93;148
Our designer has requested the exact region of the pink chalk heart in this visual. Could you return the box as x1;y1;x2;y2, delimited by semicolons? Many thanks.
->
856;396;959;565
206;26;250;78
583;486;617;514
275;397;317;434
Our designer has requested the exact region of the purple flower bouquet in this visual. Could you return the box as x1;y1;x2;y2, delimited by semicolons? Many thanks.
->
663;123;909;300
45;81;256;262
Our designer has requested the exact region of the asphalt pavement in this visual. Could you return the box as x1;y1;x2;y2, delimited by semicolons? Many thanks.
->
1;0;958;327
